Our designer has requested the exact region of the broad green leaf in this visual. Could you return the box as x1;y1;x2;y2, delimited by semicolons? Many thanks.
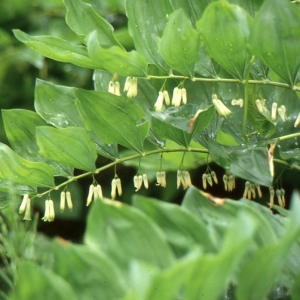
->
75;89;149;153
87;31;148;77
84;199;175;270
0;143;55;188
35;79;84;128
51;243;127;299
132;195;216;256
250;0;300;86
0;180;36;195
10;261;78;300
35;79;118;160
13;30;96;69
36;126;97;172
159;9;200;77
63;0;121;47
2;109;73;177
197;1;252;80
207;139;273;186
126;0;172;70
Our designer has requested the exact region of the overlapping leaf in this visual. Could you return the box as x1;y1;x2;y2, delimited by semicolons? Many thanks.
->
13;30;96;69
36;126;97;172
75;89;149;153
197;1;253;80
250;0;300;86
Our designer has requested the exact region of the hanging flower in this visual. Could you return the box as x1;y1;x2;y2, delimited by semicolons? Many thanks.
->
66;191;73;211
19;194;32;221
177;170;192;190
212;94;232;118
271;102;277;120
154;91;164;112
156;171;166;187
42;200;55;222
108;81;121;96
60;191;66;212
277;105;286;121
111;178;122;199
124;77;138;98
294;113;300;127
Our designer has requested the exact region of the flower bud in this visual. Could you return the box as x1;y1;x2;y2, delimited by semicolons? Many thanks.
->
268;187;275;208
154;91;164;112
212;95;232;118
271;102;277;120
181;88;187;105
163;90;170;105
66;191;73;211
255;99;264;113
23;197;31;221
143;174;149;189
60;191;66;212
255;184;262;198
19;194;29;214
294;113;300;128
206;174;213;186
202;173;207;189
211;171;218;184
134;175;143;191
243;181;251;199
87;184;94;206
182;171;192;190
223;174;228;191
278;105;286;121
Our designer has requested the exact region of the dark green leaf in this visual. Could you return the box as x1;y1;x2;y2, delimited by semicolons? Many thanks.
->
159;9;200;77
87;31;148;77
75;89;149;153
63;0;121;47
126;0;172;70
84;199;175;270
35;79;84;128
13;30;96;69
197;1;252;79
250;0;300;86
36;126;97;172
207;139;273;186
0;143;55;188
2;109;73;177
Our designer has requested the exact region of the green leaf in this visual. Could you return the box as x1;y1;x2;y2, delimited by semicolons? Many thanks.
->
159;9;200;77
197;1;253;79
87;31;148;77
63;0;121;47
132;195;216;256
75;89;149;153
0;143;55;188
10;261;78;300
36;126;97;172
250;0;300;86
126;0;172;70
51;243;127;299
207;139;273;186
13;30;96;69
35;79;84;128
84;199;175;270
2;109;73;177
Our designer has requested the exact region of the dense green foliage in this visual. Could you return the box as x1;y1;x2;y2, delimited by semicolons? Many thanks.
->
1;0;300;299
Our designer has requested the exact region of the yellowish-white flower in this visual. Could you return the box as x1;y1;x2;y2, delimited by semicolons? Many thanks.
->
154;91;164;112
171;87;181;106
156;171;166;187
250;183;256;199
294;113;300;127
177;170;192;190
255;184;263;198
255;99;264;113
202;173;208;189
111;178;122;199
42;200;55;222
87;184;94;206
108;81;121;96
243;181;251;199
212;94;232;118
163;90;170;105
181;88;187;105
124;77;138;98
271;102;277;120
60;191;66;212
134;175;143;191
277;105;286;121
19;194;32;221
108;81;115;94
19;194;29;214
223;174;228;191
94;184;103;200
143;174;149;189
210;171;218;184
66;191;73;211
280;188;286;207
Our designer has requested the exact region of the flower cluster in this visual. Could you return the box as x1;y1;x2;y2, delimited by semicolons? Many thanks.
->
212;94;232;118
124;77;138;98
255;99;267;113
111;178;122;199
243;181;262;200
268;187;285;208
270;102;287;121
222;172;235;191
19;194;31;221
156;171;166;187
154;90;170;112
171;87;187;107
202;171;218;189
231;98;244;107
133;174;149;191
86;184;103;206
60;191;73;212
108;81;121;96
177;170;192;190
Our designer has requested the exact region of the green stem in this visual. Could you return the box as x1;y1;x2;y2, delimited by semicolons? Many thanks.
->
242;57;255;142
33;147;208;199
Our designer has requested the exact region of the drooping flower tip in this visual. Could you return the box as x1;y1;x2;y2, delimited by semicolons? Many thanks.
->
212;94;232;118
156;171;166;187
124;77;138;98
